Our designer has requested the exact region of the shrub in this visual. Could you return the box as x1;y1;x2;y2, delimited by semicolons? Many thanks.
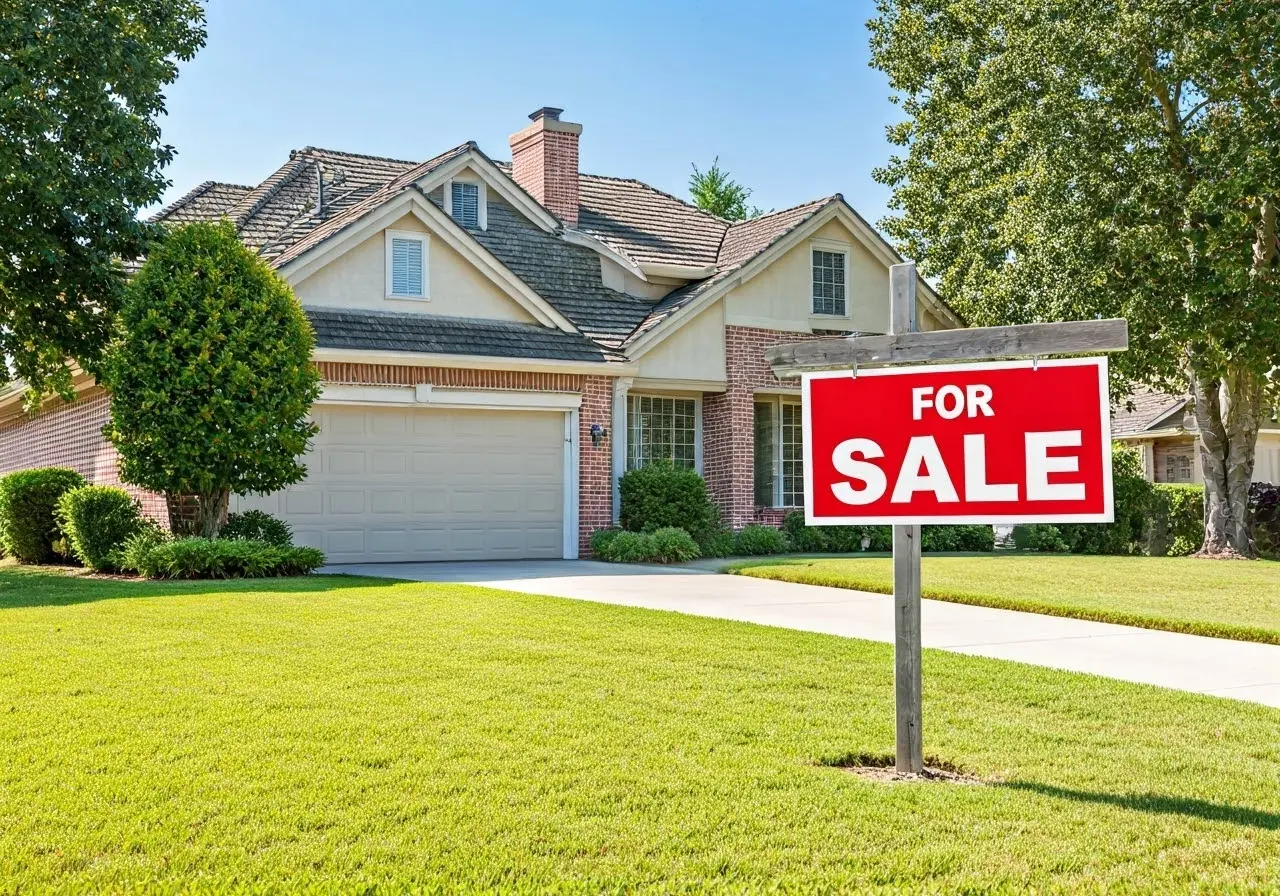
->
779;512;893;553
922;525;995;553
0;467;86;563
619;462;718;544
1149;484;1205;557
115;522;171;574
697;528;738;559
595;527;700;564
589;527;622;558
1012;523;1069;553
734;524;790;556
1059;443;1156;555
55;486;143;572
1249;483;1280;559
133;537;326;579
781;512;827;552
221;509;292;546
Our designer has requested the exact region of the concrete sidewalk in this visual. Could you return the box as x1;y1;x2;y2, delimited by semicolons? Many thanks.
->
324;559;1280;708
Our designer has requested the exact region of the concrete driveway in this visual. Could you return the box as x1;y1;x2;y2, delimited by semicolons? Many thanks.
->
324;559;1280;709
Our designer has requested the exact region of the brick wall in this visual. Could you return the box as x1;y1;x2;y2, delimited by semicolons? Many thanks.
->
578;375;614;554
508;118;581;226
0;391;166;519
704;326;826;528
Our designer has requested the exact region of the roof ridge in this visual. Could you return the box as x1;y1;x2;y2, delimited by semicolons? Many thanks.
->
148;180;217;223
228;156;314;228
295;145;419;166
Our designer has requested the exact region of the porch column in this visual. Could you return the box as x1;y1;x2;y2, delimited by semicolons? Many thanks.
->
611;377;632;523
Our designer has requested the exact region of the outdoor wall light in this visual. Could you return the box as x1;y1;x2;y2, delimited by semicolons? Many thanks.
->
860;535;872;552
590;423;608;448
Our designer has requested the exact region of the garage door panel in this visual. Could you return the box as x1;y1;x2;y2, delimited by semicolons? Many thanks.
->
234;406;567;563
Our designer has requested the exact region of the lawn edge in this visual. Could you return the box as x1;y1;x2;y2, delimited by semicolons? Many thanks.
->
727;564;1280;646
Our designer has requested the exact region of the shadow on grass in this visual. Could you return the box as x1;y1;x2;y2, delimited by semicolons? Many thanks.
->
1000;781;1280;830
0;566;398;610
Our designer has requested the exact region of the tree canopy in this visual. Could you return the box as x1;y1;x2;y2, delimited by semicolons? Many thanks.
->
689;158;762;221
102;221;321;538
870;0;1280;556
0;0;206;403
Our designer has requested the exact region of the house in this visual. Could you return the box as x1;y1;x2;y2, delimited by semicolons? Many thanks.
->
0;107;962;563
1112;390;1280;485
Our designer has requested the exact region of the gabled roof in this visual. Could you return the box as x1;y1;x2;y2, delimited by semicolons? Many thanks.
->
575;173;728;268
1112;390;1189;437
151;181;253;225
717;197;836;268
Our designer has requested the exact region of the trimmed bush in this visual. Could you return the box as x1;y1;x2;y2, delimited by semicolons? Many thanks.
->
221;509;292;546
778;512;892;554
1250;483;1280;559
921;525;996;553
1058;444;1156;555
1149;484;1204;557
115;522;172;574
133;537;326;579
0;467;86;563
55;486;143;571
697;528;737;559
594;527;700;564
1012;524;1069;553
734;524;790;556
619;462;718;544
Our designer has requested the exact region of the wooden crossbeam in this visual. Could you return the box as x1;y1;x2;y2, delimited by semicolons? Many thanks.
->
766;318;1129;379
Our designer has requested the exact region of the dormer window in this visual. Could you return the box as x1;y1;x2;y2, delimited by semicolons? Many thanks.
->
385;230;429;299
812;247;847;316
445;178;487;229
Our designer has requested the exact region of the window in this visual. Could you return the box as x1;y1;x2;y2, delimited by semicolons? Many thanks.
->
385;231;428;299
627;395;698;470
754;398;804;507
451;182;480;228
812;248;846;316
1160;445;1195;484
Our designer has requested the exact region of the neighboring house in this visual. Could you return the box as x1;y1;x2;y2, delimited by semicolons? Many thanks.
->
0;107;961;563
1112;390;1280;485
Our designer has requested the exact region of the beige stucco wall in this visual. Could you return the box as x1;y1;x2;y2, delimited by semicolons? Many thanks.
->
291;213;536;323
721;218;944;334
635;300;727;382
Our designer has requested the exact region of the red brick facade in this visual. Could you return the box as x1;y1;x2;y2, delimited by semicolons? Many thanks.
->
577;376;614;555
703;326;826;529
508;113;581;227
0;390;166;519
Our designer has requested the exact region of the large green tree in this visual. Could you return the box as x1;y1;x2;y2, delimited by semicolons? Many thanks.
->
102;221;321;538
0;1;206;403
870;0;1280;557
689;158;762;221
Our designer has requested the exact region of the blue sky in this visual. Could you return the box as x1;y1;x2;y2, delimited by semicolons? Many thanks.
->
158;0;903;230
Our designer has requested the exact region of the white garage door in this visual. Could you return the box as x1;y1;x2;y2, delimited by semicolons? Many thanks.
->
236;405;567;563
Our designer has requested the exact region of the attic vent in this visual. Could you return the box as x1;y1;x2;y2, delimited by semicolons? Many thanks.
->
451;182;480;228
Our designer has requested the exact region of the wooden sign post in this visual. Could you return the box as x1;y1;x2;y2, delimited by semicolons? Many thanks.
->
766;262;1128;776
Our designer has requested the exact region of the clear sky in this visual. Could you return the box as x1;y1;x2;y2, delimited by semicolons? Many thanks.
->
157;0;903;231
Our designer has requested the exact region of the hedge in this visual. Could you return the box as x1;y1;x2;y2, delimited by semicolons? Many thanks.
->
55;485;144;572
0;467;86;563
132;537;326;579
592;527;700;564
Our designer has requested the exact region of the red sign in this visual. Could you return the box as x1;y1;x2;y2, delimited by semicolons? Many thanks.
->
803;358;1113;525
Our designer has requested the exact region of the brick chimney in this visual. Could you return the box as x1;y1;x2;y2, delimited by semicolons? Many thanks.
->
509;106;581;227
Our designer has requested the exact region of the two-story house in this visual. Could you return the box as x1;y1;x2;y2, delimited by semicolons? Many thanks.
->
0;107;962;563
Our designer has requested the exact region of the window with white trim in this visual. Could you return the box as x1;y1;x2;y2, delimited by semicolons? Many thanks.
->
451;182;480;228
754;398;804;507
1159;445;1195;484
812;248;847;316
627;395;698;470
385;231;428;299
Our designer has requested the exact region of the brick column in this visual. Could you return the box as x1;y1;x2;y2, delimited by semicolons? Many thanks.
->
578;375;614;554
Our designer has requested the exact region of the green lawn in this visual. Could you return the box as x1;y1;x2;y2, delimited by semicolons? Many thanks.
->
2;567;1279;893
730;554;1280;644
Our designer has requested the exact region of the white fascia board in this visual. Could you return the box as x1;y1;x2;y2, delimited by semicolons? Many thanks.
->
417;150;559;233
312;346;638;377
629;376;727;394
638;261;717;280
317;382;581;412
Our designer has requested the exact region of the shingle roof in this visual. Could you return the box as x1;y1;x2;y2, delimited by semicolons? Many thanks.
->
1112;390;1188;436
306;306;619;362
575;173;728;267
717;197;836;268
149;181;252;225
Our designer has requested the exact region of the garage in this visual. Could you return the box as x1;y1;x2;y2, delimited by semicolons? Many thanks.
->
236;402;572;563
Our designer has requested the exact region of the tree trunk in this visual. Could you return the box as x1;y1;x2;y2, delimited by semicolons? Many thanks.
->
1191;366;1261;558
197;488;230;539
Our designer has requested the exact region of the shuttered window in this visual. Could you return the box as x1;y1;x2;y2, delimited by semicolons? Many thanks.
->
812;249;847;315
451;182;480;228
386;233;427;298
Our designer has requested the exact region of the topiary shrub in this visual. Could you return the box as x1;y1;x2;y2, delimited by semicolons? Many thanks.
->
618;462;718;544
1249;483;1280;559
221;509;292;546
594;527;700;564
133;537;326;579
55;486;143;572
734;524;790;556
1012;523;1069;553
921;524;995;553
0;467;86;563
1059;443;1156;555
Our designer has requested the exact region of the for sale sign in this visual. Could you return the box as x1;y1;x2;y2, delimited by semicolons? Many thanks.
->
803;357;1113;525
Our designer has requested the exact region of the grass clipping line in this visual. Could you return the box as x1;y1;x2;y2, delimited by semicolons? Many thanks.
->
730;564;1280;646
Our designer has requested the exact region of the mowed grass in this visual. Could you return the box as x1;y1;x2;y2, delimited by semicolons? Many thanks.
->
1;567;1279;893
730;553;1280;644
